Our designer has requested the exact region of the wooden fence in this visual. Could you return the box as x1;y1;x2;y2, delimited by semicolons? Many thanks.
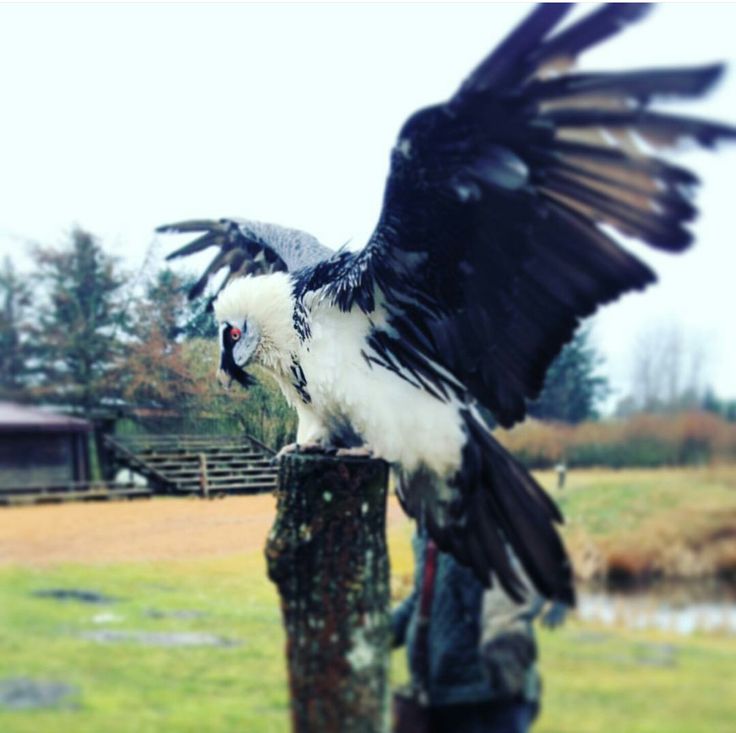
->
0;433;278;506
0;480;151;506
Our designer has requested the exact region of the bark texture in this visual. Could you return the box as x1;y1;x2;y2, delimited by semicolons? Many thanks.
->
266;453;390;733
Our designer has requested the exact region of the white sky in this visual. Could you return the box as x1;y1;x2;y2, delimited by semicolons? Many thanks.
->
0;3;734;404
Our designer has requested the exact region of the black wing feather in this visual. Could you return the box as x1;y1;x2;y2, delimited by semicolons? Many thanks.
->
527;64;725;108
159;5;734;605
317;3;735;428
460;4;573;93
306;4;734;602
527;3;652;74
160;218;334;301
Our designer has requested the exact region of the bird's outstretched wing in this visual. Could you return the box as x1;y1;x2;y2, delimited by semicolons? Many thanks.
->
316;3;735;428
161;218;334;300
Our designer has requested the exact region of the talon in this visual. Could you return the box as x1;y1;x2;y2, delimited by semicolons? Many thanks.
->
274;442;331;462
335;446;374;459
274;442;299;463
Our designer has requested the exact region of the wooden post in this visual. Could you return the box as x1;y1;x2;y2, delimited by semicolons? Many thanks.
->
199;453;209;499
555;462;567;490
265;453;391;733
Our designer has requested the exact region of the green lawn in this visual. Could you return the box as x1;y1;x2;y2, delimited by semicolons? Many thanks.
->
1;469;736;732
538;466;736;538
0;554;289;733
536;625;736;733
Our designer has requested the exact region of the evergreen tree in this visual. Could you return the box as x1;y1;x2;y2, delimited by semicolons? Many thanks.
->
31;228;129;415
180;275;218;340
0;257;32;400
119;265;295;445
121;268;205;416
701;388;736;423
528;326;609;423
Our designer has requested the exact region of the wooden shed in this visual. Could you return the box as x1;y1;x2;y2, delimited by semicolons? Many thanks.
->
0;402;91;488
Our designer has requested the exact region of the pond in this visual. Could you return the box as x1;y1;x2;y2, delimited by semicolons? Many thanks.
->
575;580;736;635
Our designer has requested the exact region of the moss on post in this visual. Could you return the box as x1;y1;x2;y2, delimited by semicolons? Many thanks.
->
265;453;390;733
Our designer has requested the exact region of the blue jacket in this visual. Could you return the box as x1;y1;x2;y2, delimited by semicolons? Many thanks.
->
391;531;542;706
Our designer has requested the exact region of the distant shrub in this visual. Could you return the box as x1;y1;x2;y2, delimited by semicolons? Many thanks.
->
496;411;736;469
495;419;568;468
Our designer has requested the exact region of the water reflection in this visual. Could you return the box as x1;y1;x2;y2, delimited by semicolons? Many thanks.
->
576;580;736;635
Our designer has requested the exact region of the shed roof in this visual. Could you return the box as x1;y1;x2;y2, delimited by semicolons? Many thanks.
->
0;402;92;433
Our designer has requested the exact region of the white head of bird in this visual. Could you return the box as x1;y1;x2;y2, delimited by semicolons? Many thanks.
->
213;271;299;383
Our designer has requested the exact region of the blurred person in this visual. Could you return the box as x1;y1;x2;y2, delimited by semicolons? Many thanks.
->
392;526;564;733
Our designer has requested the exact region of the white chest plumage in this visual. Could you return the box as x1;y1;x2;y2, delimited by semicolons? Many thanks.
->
214;272;466;476
295;301;466;477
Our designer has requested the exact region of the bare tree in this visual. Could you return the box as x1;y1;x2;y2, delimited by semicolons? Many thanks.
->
623;322;711;413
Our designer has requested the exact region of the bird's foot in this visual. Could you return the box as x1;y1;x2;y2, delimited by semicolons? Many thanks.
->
274;443;374;463
335;445;374;459
274;442;333;462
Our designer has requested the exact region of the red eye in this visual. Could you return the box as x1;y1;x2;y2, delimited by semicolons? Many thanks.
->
230;327;242;342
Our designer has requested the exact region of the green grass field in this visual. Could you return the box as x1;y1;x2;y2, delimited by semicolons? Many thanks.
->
538;466;736;540
536;466;736;582
1;468;735;732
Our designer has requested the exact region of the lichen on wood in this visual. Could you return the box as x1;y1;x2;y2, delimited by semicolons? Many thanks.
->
265;453;390;733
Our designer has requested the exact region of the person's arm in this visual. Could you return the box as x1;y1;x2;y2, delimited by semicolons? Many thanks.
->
390;587;418;648
479;574;544;698
540;600;569;629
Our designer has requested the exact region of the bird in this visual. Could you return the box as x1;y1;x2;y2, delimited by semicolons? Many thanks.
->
159;4;735;605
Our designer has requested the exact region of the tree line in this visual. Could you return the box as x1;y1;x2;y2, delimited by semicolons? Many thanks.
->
1;227;732;449
0;228;295;448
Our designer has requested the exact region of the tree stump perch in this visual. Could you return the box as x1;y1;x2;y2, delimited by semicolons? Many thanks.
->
265;453;391;733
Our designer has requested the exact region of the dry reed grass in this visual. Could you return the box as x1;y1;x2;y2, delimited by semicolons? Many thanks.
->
497;411;736;469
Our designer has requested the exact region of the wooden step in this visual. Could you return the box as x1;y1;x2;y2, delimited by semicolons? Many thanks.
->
145;458;273;470
174;474;277;486
104;433;279;497
143;453;260;463
142;453;269;463
175;475;277;486
121;442;262;453
172;481;276;493
154;466;276;478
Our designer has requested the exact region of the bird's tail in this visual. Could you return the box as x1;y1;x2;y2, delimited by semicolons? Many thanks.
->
430;407;575;605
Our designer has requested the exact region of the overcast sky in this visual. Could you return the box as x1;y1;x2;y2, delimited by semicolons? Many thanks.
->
1;3;734;405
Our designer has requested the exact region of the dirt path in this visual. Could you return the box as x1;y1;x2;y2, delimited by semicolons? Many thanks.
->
0;494;408;568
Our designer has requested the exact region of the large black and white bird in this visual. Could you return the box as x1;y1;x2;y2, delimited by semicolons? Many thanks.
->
160;5;735;605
